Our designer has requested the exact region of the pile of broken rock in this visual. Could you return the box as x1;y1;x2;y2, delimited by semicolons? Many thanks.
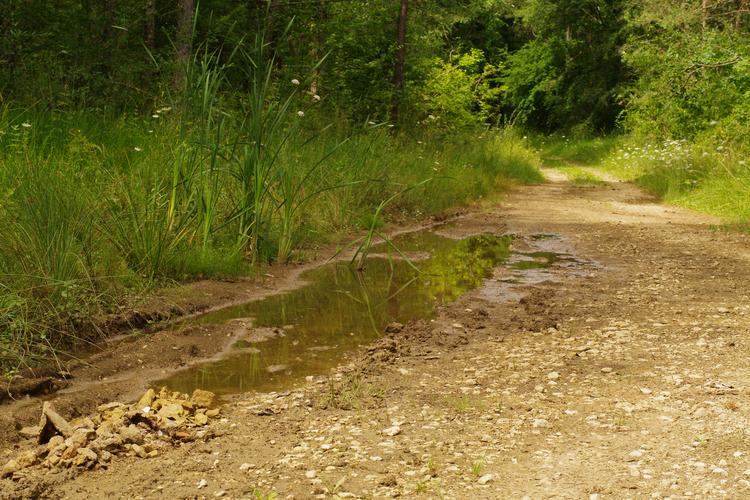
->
2;387;219;479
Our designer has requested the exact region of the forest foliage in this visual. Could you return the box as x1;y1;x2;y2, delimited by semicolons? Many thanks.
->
1;0;749;370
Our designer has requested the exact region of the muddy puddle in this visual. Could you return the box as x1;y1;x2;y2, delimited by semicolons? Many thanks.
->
155;230;578;396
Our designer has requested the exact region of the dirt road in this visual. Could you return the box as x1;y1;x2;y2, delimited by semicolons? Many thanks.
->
4;168;750;499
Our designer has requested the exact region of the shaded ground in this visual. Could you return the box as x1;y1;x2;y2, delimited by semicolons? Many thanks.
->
5;168;750;499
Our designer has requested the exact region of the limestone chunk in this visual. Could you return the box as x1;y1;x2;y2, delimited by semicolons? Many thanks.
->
1;460;20;478
137;388;156;408
38;402;73;444
191;389;216;408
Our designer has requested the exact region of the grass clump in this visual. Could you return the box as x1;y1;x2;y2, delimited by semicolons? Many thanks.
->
0;34;543;373
557;166;605;186
597;139;750;224
0;107;542;373
535;135;621;166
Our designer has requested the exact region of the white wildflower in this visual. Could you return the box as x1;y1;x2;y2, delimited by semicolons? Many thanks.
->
291;78;300;86
134;147;142;152
152;114;159;119
21;122;31;128
312;94;321;101
297;110;305;117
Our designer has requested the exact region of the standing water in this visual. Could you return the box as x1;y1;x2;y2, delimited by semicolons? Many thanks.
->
155;231;516;395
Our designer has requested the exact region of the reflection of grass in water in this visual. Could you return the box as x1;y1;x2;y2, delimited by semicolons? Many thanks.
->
159;231;513;394
509;251;559;270
419;234;512;304
510;260;549;270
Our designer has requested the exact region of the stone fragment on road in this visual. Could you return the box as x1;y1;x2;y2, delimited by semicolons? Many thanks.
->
39;402;73;444
382;425;401;436
478;474;493;484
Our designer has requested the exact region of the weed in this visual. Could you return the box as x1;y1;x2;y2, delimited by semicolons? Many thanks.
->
554;165;605;186
427;457;439;477
470;459;485;477
414;480;430;493
445;394;485;413
320;373;384;410
252;491;278;500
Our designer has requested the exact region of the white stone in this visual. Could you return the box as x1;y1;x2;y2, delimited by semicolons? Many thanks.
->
382;425;401;437
478;474;493;485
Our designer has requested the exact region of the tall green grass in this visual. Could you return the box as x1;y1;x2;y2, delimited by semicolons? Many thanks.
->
0;51;543;373
588;138;750;223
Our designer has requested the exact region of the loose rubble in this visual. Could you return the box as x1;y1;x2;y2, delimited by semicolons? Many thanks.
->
2;387;219;480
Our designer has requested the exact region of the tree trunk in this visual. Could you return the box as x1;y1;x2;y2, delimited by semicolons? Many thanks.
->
258;0;279;47
702;0;711;29
1;4;15;79
145;0;156;50
103;0;116;42
101;0;116;77
174;0;195;89
737;0;747;31
310;0;327;96
390;0;408;128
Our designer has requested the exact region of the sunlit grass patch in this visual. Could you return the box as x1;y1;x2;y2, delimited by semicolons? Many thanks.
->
597;138;750;224
555;165;605;185
0;99;542;372
535;134;622;166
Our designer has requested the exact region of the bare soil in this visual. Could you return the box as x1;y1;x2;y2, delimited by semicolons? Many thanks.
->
4;169;750;499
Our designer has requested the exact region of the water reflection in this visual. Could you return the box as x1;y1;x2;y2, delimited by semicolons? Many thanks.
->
155;232;512;395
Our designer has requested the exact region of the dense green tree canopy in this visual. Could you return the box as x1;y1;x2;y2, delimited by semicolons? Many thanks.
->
1;0;748;134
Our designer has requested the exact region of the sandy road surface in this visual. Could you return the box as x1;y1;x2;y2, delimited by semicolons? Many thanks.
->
5;168;750;499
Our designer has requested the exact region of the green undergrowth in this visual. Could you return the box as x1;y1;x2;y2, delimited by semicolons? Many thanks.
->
557;165;605;186
605;142;750;221
538;134;750;224
535;135;621;166
0;107;542;373
586;138;750;224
